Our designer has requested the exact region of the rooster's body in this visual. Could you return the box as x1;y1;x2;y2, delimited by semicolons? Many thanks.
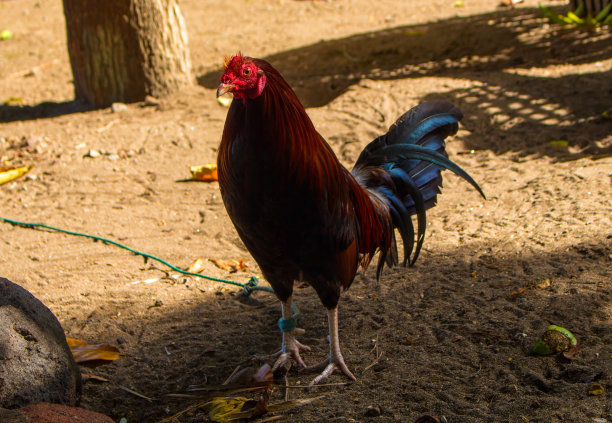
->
216;56;484;384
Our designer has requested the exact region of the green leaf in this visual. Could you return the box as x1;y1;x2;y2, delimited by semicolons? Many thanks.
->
574;1;585;17
533;339;554;355
595;2;612;22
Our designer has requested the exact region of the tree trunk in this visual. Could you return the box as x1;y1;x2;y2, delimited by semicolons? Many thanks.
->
63;0;193;108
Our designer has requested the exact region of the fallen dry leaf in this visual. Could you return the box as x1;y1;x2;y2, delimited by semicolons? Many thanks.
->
186;257;206;273
210;258;248;273
562;344;584;361
508;286;527;299
0;165;32;185
66;337;122;364
204;395;266;423
588;383;605;396
190;163;218;182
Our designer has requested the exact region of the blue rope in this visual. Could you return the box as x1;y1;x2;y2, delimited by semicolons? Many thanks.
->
0;216;274;296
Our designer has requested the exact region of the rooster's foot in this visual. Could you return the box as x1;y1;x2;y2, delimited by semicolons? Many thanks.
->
271;332;311;372
307;353;356;385
305;306;356;385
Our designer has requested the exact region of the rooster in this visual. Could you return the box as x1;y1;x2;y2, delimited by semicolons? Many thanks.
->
216;55;484;385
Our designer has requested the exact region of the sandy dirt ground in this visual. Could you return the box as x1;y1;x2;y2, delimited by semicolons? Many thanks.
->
1;0;611;421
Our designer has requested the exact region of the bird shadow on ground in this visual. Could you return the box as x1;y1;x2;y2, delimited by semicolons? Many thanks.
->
198;6;612;161
68;237;611;422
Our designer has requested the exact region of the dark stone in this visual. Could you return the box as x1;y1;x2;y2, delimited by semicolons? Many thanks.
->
365;405;382;417
0;277;81;408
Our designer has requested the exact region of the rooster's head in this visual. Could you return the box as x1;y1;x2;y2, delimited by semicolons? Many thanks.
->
217;55;266;100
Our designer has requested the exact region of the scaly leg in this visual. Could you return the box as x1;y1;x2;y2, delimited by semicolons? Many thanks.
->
309;306;356;385
271;297;310;372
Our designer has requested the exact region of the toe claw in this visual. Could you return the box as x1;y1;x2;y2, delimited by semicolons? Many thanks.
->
309;357;356;385
271;353;290;373
272;334;310;372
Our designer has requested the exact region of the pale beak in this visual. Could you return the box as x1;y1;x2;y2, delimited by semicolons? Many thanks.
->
216;83;235;98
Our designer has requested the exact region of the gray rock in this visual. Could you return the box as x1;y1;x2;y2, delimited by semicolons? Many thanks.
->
0;277;81;408
110;102;127;113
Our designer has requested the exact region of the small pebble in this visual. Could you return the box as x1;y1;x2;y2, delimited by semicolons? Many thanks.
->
85;149;100;158
111;102;128;113
364;405;381;417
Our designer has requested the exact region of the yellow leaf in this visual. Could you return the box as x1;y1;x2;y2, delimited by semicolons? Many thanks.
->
548;139;569;147
0;165;31;185
203;396;255;423
2;96;22;105
588;383;605;396
190;163;218;182
186;257;206;273
66;337;122;363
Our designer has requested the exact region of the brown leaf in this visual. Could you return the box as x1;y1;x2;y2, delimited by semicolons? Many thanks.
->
186;257;206;273
562;343;584;361
508;286;527;299
210;258;248;273
236;258;248;271
66;337;122;364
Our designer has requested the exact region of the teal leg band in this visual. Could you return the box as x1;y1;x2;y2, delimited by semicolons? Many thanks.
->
278;316;297;332
278;303;301;332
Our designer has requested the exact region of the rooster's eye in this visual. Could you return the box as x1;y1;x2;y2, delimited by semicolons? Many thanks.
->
243;68;251;76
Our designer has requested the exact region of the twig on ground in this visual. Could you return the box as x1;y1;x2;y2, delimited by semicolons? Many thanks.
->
6;59;59;79
118;385;154;402
223;365;242;385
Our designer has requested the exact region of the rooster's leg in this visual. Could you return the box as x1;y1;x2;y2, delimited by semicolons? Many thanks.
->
271;297;310;372
309;306;356;385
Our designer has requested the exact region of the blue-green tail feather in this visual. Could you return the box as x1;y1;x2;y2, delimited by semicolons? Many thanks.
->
352;101;485;273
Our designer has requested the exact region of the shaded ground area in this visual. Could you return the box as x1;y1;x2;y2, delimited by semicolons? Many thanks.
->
0;0;610;422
